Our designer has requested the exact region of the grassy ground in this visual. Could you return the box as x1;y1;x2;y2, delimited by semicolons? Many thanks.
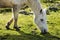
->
0;10;60;40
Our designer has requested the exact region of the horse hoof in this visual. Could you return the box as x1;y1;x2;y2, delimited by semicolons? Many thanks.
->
6;26;10;30
14;27;20;31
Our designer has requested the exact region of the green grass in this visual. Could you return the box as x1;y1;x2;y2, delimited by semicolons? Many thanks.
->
0;11;60;40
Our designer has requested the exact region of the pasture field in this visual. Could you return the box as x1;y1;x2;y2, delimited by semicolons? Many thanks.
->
0;0;60;39
0;11;60;40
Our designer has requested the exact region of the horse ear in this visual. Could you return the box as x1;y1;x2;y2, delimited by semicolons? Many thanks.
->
40;9;42;13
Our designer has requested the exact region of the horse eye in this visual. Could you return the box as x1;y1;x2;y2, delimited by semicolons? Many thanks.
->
40;19;44;21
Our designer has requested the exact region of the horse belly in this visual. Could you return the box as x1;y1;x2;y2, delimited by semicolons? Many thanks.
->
0;0;15;8
0;0;27;8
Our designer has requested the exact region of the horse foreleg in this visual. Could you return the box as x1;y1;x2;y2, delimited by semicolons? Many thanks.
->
13;5;21;31
6;8;14;29
6;18;13;29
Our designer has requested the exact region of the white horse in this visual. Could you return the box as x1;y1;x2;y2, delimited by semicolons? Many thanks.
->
0;0;48;34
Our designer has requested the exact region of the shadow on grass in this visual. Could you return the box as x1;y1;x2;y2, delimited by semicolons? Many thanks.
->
0;30;60;40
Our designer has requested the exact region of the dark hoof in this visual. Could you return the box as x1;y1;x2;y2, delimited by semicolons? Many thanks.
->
6;26;10;30
14;27;20;31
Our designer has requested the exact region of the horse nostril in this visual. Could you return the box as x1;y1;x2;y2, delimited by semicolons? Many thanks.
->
40;19;44;21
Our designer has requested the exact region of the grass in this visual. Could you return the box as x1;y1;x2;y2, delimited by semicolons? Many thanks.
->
0;11;60;40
